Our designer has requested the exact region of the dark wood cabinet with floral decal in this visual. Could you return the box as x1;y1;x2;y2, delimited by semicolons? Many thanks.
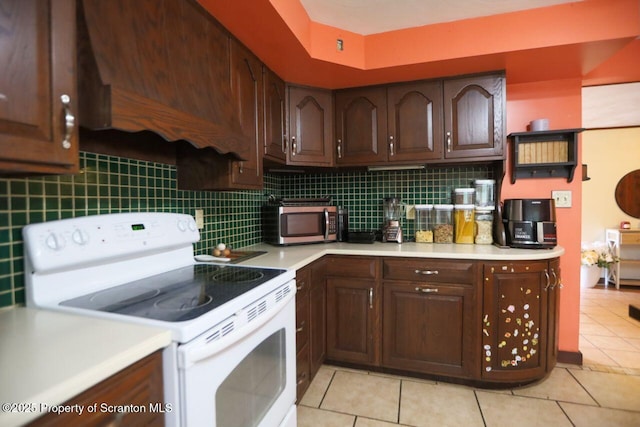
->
480;260;551;382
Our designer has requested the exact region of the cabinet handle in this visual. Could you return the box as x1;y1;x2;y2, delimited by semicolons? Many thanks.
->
291;136;297;156
415;269;439;275
106;411;126;427
296;321;305;333
238;162;244;174
337;139;342;158
544;269;551;290
60;94;74;150
296;281;305;291
446;131;452;153
296;372;307;386
550;268;558;290
415;287;439;293
369;287;373;309
389;135;395;156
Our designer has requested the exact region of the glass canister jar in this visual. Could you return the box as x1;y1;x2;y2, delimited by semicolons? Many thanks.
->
473;179;496;208
433;204;454;243
475;206;494;245
453;188;475;205
454;204;475;244
415;204;433;243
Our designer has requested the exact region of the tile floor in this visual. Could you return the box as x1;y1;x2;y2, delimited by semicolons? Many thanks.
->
297;285;640;427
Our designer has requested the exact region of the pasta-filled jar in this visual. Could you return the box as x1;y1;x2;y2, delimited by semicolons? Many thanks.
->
433;205;453;243
475;207;494;245
454;204;475;244
415;204;433;243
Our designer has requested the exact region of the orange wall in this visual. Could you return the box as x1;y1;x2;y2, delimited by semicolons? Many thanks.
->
504;78;583;354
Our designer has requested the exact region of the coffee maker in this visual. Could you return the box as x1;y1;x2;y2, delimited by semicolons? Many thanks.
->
502;199;557;248
383;197;403;243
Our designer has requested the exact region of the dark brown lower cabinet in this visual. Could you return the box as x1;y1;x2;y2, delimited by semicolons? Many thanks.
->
308;258;327;378
29;350;164;426
481;260;551;382
383;281;477;378
326;276;381;366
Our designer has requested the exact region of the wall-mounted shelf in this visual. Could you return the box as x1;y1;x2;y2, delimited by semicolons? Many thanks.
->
508;128;584;184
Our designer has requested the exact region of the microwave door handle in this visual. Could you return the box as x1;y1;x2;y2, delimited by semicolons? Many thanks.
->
323;208;330;240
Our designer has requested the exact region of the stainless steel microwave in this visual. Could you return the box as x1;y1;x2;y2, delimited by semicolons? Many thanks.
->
262;204;338;245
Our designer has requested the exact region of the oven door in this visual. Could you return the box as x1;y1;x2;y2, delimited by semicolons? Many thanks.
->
177;285;296;427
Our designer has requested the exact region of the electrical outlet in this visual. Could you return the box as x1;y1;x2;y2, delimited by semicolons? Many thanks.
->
406;205;415;220
195;209;204;229
551;190;572;208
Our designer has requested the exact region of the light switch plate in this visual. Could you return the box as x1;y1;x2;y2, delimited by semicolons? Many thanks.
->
551;190;572;208
195;209;204;229
406;205;415;220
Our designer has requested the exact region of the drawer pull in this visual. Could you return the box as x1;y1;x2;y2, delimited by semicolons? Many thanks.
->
296;321;305;333
415;287;439;293
296;372;307;385
415;269;439;275
297;282;305;291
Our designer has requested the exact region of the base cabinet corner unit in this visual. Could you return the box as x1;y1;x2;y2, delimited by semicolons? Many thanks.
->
334;73;505;167
606;229;640;289
307;254;560;394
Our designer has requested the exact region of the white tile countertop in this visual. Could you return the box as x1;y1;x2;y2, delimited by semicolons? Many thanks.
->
234;242;565;270
0;307;171;427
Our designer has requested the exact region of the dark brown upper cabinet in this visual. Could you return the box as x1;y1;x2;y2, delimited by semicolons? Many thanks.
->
0;0;79;175
335;82;444;166
443;74;505;160
263;68;287;163
287;86;334;167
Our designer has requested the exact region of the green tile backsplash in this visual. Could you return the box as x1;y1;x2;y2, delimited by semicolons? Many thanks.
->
0;152;491;308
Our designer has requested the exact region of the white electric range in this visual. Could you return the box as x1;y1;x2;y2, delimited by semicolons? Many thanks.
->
23;212;297;427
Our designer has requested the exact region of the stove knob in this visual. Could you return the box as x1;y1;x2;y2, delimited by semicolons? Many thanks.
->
188;219;197;231
72;229;90;245
177;219;187;232
45;233;66;251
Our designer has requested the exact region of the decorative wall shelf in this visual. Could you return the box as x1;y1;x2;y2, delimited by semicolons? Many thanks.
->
508;128;584;184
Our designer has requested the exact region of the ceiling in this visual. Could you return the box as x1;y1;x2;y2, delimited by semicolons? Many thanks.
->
300;0;581;35
198;0;640;88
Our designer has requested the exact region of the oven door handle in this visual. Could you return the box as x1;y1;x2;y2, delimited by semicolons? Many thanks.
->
178;289;295;369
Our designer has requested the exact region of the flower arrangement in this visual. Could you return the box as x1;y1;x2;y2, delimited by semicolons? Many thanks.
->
581;242;619;269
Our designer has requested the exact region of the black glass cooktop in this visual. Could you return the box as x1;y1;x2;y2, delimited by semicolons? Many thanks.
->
61;264;286;322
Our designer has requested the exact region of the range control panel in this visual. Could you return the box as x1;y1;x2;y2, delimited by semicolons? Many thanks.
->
23;213;199;273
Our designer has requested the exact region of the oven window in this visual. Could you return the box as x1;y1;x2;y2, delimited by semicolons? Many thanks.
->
216;329;286;427
282;213;322;236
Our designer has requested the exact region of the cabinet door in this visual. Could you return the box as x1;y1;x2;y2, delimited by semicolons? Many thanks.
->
309;259;327;378
383;281;476;377
288;86;333;166
481;261;548;381
387;81;443;162
229;39;263;189
443;75;505;160
0;0;78;174
547;258;561;370
263;67;286;162
326;277;380;366
335;87;387;165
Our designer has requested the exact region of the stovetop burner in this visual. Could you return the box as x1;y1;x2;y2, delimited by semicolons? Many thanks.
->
60;264;286;322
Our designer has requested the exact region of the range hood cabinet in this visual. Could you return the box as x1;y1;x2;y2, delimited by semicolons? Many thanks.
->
77;0;250;161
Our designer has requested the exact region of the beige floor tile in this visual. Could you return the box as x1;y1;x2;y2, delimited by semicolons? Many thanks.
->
583;334;639;351
399;380;484;427
299;366;335;408
581;346;620;367
560;402;640;427
624;336;640;350
477;391;572;427
569;369;640;411
603;348;640;369
321;370;400;422
605;323;640;339
355;417;411;427
512;367;597;405
579;334;596;349
579;322;616;336
297;405;355;427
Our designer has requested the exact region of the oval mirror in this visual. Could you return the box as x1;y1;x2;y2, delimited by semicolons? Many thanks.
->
615;169;640;218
